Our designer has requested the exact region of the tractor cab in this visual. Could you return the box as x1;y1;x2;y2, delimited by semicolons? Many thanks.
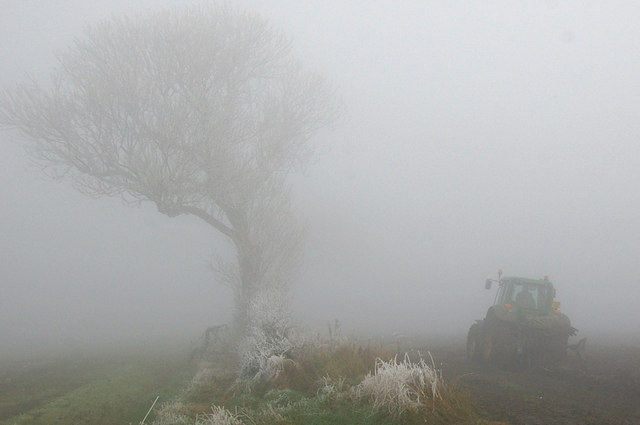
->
469;270;580;365
486;273;557;317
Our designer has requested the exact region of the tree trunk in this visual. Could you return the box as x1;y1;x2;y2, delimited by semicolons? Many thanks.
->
230;240;260;340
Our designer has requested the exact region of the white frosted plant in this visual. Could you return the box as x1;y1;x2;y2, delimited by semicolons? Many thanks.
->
195;405;244;425
354;353;443;417
152;402;245;425
317;375;346;399
151;401;191;425
239;289;299;380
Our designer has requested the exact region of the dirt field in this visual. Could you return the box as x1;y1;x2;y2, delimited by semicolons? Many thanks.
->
427;338;640;425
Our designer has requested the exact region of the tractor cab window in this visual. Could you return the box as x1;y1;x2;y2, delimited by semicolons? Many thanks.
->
513;284;537;310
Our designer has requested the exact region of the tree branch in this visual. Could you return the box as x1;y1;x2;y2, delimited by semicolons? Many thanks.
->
181;204;235;240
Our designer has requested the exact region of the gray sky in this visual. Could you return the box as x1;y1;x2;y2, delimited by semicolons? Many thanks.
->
1;1;639;352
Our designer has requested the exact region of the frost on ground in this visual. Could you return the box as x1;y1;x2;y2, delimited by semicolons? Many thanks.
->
153;403;244;425
152;401;191;425
353;353;443;417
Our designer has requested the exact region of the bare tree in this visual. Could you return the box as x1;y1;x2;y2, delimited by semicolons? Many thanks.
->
0;5;337;335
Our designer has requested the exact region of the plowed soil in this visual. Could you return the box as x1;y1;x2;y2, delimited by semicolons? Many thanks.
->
428;338;640;425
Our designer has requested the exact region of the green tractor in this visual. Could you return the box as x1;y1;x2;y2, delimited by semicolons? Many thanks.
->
467;271;582;366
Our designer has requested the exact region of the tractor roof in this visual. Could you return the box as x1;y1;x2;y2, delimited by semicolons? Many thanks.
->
503;276;554;287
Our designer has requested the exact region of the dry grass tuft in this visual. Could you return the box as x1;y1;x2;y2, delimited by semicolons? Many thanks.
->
195;405;244;425
293;340;394;389
152;401;191;425
353;352;443;418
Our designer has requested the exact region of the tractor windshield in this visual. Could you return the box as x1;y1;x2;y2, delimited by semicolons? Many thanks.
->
514;284;537;309
505;282;554;314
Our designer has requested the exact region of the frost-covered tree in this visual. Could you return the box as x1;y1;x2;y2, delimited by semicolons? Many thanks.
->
0;5;337;335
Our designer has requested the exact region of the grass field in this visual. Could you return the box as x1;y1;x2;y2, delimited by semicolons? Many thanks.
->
3;335;637;424
0;344;191;425
0;338;506;425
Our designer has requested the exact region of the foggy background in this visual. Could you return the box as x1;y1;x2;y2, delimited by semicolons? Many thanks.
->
1;1;639;355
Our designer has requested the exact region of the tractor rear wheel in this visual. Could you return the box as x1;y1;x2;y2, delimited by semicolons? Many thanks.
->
481;333;494;362
466;323;481;361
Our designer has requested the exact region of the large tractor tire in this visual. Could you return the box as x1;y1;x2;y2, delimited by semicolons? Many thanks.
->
481;312;519;366
480;332;494;362
468;311;573;368
466;323;482;361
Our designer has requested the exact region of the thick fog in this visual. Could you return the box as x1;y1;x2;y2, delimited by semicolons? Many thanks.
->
2;1;639;355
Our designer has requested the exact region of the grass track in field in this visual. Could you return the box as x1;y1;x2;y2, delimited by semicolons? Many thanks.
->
0;347;190;425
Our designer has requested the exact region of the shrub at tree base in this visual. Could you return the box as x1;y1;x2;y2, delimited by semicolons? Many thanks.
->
239;290;300;380
265;357;315;393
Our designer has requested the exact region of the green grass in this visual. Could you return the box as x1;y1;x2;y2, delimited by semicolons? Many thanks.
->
0;358;111;421
0;340;505;425
197;386;398;425
0;345;190;425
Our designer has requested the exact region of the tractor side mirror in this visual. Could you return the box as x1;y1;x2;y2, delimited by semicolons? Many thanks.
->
485;279;492;290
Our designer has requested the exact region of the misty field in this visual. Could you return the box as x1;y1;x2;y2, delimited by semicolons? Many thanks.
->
0;337;487;425
2;335;638;425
